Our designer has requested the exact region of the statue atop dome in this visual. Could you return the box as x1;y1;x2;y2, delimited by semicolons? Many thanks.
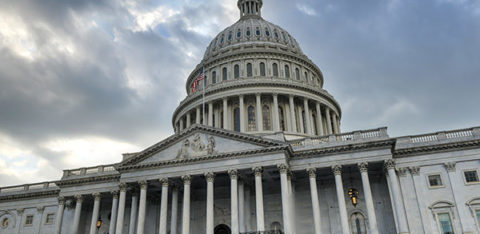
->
238;0;263;18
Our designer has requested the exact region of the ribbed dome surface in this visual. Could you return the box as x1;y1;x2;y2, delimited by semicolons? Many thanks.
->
203;16;304;61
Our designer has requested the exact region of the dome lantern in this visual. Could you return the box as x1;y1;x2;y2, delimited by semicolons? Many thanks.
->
238;0;263;18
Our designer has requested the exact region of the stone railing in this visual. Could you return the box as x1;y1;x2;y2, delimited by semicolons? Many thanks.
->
62;164;118;179
241;231;284;234
290;127;389;147
397;127;480;145
0;181;58;195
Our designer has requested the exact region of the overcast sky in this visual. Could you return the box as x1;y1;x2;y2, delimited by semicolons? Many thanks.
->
0;0;479;187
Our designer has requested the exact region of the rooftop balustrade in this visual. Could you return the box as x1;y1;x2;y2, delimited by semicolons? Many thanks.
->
396;126;480;148
290;127;389;148
62;164;118;179
0;181;58;195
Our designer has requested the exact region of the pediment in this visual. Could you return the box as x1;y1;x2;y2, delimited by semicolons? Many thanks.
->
118;125;285;168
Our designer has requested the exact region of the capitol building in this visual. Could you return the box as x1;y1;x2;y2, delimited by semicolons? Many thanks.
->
1;1;480;234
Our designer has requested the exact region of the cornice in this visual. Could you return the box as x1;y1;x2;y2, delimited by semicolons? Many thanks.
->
394;139;480;157
55;174;120;187
293;139;395;159
0;190;59;202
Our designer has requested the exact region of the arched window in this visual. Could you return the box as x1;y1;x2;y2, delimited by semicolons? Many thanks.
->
304;71;308;81
284;65;290;78
295;68;300;80
350;213;367;234
228;31;233;41
246;27;251;37
237;29;242;38
233;108;240;132
234;65;240;79
222;67;228;81
260;62;266;76
263;105;271;131
220;34;224;45
279;107;285;131
256;27;261;36
270;222;282;232
272;63;278;77
248;106;256;131
247;63;253;77
265;27;270;37
274;31;279;40
212;71;217;84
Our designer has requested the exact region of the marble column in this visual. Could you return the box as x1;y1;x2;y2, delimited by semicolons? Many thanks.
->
208;102;214;126
332;165;350;234
37;206;45;234
16;209;24;234
256;93;263;132
303;98;312;135
253;167;265;231
223;98;229;130
186;112;191;128
159;179;169;234
307;169;322;234
239;95;245;132
325;109;332;135
332;113;339;134
408;167;430;234
128;193;138;234
89;193;101;234
171;186;179;234
315;103;324;135
109;192;119;234
182;175;192;234
116;183;127;234
358;163;379;234
136;180;148;234
229;170;239;234
273;94;280;132
54;197;65;234
196;107;201;124
180;118;184;131
385;160;409;234
72;195;83;234
239;180;245;233
289;95;297;132
205;173;215;234
278;164;291;234
297;106;304;134
287;172;296;234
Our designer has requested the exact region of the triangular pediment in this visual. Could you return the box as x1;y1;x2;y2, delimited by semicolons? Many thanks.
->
118;125;286;168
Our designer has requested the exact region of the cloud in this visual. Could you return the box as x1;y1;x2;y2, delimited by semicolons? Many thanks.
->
296;4;317;16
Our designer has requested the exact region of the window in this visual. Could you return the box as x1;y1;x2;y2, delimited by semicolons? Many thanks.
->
234;65;240;79
464;170;479;184
247;63;253;77
272;63;278;77
25;215;33;226
45;214;55;225
248;106;256;131
260;62;266;76
228;31;232;41
234;108;240;132
304;71;308;81
212;71;217;84
279;107;285;131
282;32;287;42
428;174;443;188
220;34;224;44
295;68;300;80
237;29;242;38
350;212;367;234
246;27;251;37
263;105;271;131
222;67;228;81
256;27;261;36
437;213;454;234
274;31;279;39
265;28;270;37
284;65;290;78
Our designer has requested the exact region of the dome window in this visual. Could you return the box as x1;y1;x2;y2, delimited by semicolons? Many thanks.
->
237;29;242;38
220;35;225;44
248;106;256;131
282;32;288;42
213;38;218;49
212;71;217;84
260;62;266;76
263;105;272;131
222;67;228;81
295;68;300;80
272;63;279;77
246;27;251;37
228;31;233;41
285;65;290;78
256;27;261;36
274;31;279;40
247;63;253;77
265;28;271;37
234;65;240;79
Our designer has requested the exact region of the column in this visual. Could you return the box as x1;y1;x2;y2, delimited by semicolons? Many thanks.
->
159;179;169;234
239;95;245;132
289;95;297;132
287;172;296;234
72;195;83;234
358;163;379;234
110;192;119;234
332;165;350;234
229;170;239;234
171;186;179;234
208;102;214;126
332;113;339;134
239;180;245;233
182;175;192;234
37;206;45;234
196;107;201;124
306;169;322;234
325;108;332;135
136;180;148;234
253;167;265;231
116;183;127;234
315;103;324;135
54;197;65;234
297;106;304;134
278;164;291;234
409;167;430;234
186;112;191;128
89;193;101;234
180;118;184;131
385;160;409;234
256;93;263;132
303;98;312;135
223;98;229;130
245;187;252;231
128;193;138;234
16;209;24;234
205;173;215;234
273;94;280;132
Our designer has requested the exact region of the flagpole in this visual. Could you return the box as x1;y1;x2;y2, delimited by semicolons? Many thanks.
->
202;66;206;125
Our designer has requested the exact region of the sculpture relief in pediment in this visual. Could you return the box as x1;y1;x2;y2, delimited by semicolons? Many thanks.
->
177;134;217;159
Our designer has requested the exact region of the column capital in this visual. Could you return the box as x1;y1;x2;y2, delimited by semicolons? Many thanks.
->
287;170;294;180
74;194;83;203
37;206;45;212
277;164;289;174
92;193;102;200
160;178;169;187
358;162;368;173
444;162;456;172
17;208;25;215
397;167;408;177
58;196;66;205
228;169;239;179
205;172;215;182
272;93;278;98
239;94;244;99
138;180;148;190
253;166;263;177
181;175;192;185
306;168;317;178
119;183;128;192
409;166;420;176
384;159;396;170
111;190;119;198
332;164;342;175
255;93;261;97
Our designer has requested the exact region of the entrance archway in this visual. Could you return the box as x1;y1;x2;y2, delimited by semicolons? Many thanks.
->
214;224;231;234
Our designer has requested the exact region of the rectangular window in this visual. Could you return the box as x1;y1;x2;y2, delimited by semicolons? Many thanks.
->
25;215;34;226
428;174;443;187
437;213;454;234
45;213;55;225
464;170;479;183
